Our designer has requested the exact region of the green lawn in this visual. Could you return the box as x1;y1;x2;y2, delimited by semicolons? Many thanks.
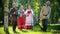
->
0;24;60;34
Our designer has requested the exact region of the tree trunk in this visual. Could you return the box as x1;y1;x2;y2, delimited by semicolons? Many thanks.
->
4;0;9;33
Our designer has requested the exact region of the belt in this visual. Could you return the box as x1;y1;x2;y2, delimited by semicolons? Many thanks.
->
43;15;47;16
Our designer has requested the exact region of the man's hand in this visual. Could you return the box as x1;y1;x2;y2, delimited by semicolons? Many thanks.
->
14;12;16;14
40;16;43;21
43;16;47;19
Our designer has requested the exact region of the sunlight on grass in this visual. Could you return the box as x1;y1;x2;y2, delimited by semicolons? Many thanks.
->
0;24;60;34
0;25;53;34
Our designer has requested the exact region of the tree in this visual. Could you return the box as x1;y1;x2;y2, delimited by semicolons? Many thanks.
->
4;0;9;34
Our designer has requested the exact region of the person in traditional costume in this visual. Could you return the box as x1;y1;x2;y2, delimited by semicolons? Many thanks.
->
24;4;34;29
10;3;18;33
40;1;51;32
18;5;25;30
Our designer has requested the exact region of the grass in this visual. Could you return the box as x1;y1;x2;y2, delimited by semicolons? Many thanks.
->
0;24;60;34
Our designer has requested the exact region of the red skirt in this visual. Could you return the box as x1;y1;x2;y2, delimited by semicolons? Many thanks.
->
24;26;33;29
18;16;25;29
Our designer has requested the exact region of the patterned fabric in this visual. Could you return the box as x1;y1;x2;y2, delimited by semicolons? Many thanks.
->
17;10;25;29
25;9;34;26
18;10;24;17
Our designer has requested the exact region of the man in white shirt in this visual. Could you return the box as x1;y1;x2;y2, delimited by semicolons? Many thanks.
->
40;1;51;32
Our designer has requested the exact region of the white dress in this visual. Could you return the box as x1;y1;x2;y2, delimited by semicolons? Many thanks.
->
25;9;34;26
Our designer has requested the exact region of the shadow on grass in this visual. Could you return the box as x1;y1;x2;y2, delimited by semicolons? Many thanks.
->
0;24;60;34
21;30;28;32
32;25;41;32
52;31;60;34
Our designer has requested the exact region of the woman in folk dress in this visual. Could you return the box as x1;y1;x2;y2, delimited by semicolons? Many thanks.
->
24;4;34;29
18;5;25;30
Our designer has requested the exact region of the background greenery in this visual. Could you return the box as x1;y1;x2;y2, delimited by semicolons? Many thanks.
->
0;0;60;34
0;0;60;24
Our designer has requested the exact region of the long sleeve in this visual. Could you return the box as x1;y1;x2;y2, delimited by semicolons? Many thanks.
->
31;9;34;15
47;7;51;19
10;8;13;17
10;8;13;14
40;6;44;17
14;8;18;16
